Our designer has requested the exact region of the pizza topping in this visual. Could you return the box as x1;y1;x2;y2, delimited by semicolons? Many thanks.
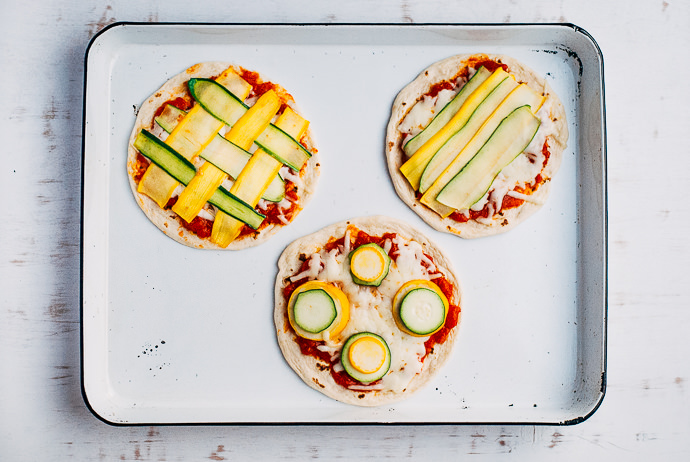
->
461;138;551;219
132;130;265;229
348;335;387;373
156;104;288;205
393;280;449;336
212;105;310;247
283;227;460;393
131;65;315;247
173;89;282;223
396;56;561;225
138;71;252;208
349;243;391;286
341;333;391;383
435;106;541;211
288;280;350;342
398;88;457;138
292;289;337;334
401;66;492;162
401;67;500;190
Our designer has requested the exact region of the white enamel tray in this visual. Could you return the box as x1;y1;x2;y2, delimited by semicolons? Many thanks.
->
81;23;606;425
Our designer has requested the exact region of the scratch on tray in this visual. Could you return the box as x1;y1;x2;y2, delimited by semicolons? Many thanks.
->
209;445;226;461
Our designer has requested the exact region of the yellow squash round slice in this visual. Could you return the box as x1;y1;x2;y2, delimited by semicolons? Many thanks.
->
348;335;388;374
349;243;391;286
341;332;392;383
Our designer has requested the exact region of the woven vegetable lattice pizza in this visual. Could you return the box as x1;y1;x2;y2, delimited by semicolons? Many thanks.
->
128;63;319;249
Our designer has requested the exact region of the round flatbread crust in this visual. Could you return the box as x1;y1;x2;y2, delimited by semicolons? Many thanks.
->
274;216;462;406
385;54;568;239
127;62;319;250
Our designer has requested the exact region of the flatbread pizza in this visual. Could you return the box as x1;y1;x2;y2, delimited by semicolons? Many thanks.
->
274;216;462;406
386;53;568;238
128;62;319;249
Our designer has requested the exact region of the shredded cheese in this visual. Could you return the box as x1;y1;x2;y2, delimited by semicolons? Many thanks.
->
280;165;303;190
289;253;323;282
297;232;442;393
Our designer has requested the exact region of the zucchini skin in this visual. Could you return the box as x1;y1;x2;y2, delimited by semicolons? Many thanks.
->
189;78;311;172
155;104;286;203
292;289;337;334
133;130;265;229
340;332;391;384
399;288;446;336
348;243;391;287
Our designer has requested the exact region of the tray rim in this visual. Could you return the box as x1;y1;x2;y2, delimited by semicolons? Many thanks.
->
80;21;608;427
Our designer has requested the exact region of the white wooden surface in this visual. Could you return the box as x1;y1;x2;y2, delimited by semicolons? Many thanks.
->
1;0;688;460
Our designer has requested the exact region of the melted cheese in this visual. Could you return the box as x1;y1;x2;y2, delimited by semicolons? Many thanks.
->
280;165;303;190
397;66;561;222
398;89;457;137
296;233;445;393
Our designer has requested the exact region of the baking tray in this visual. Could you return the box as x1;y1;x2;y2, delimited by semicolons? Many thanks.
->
81;23;607;425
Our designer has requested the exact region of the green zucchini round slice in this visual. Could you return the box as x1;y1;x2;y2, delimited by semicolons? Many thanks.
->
293;289;337;334
399;288;446;336
340;332;391;384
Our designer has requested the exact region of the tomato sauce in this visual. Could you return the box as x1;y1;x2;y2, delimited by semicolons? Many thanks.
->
466;57;509;73
133;153;150;183
424;56;507;100
237;180;301;239
323;229;400;262
152;96;193;122
427;80;455;98
238;68;291;114
283;228;461;392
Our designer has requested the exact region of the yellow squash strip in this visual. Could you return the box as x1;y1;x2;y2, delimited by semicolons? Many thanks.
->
418;76;519;194
137;70;252;207
420;84;545;217
399;68;510;191
211;106;309;247
172;89;281;223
